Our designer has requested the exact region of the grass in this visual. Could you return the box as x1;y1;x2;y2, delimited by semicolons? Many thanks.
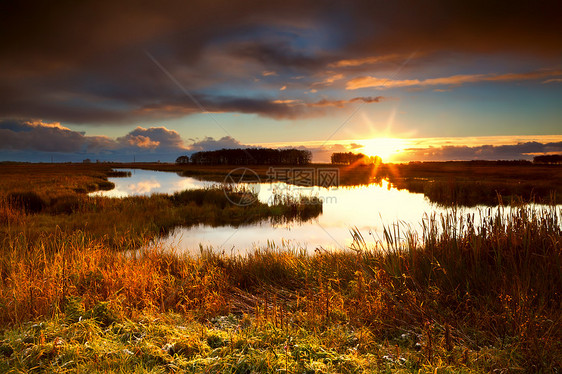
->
1;162;561;372
0;166;322;248
0;312;437;373
0;163;118;198
379;161;562;206
3;161;561;206
1;205;561;372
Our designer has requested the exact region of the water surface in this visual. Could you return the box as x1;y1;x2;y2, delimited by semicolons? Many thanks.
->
91;169;219;197
92;169;507;254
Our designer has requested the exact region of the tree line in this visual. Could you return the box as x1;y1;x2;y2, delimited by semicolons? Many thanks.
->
533;155;562;164
176;148;312;165
331;152;382;165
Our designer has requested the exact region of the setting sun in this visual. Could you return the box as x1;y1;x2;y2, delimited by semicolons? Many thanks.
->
361;137;407;162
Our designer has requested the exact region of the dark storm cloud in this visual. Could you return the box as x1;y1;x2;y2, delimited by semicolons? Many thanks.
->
0;0;560;124
137;95;388;120
395;142;562;162
343;1;562;57
229;40;330;70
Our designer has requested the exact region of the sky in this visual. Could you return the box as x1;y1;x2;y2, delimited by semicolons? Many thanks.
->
0;0;561;162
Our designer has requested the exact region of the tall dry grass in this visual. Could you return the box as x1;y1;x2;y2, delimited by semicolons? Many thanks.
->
1;205;560;369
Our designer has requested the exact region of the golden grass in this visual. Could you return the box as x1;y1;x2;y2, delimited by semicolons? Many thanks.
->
1;206;561;371
1;162;561;371
0;163;117;198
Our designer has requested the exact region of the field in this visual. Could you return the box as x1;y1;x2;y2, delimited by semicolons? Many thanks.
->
0;162;561;373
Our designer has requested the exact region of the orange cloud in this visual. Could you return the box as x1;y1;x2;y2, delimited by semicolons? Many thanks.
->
272;99;299;105
125;135;160;149
329;53;405;68
117;126;185;150
347;69;562;90
27;120;71;131
347;77;421;89
311;73;344;87
543;78;562;84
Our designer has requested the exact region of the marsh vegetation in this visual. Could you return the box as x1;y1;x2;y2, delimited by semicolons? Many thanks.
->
0;162;561;372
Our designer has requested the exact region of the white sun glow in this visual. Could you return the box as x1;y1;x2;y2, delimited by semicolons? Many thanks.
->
356;108;410;162
361;137;407;162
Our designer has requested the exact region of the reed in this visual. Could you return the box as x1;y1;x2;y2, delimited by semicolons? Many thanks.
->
1;205;560;371
0;185;322;249
1;163;561;371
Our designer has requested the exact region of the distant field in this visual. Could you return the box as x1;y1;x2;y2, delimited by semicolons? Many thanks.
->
117;160;562;205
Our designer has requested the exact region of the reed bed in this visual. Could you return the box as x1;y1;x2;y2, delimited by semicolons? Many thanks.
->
1;205;560;372
0;186;323;250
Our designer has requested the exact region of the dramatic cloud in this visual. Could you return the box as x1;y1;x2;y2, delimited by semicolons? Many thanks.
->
347;70;562;90
229;40;330;71
329;54;408;68
394;142;562;162
136;95;388;120
0;0;560;125
117;127;185;150
0;119;87;153
0;119;186;161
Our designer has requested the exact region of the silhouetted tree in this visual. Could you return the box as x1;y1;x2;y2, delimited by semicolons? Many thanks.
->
187;148;311;165
533;154;562;164
175;155;190;164
331;152;380;165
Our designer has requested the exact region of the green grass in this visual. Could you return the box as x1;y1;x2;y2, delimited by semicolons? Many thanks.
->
3;310;532;373
0;312;478;373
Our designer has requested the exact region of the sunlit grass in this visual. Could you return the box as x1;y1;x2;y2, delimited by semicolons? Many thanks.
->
1;206;560;371
1;162;561;372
